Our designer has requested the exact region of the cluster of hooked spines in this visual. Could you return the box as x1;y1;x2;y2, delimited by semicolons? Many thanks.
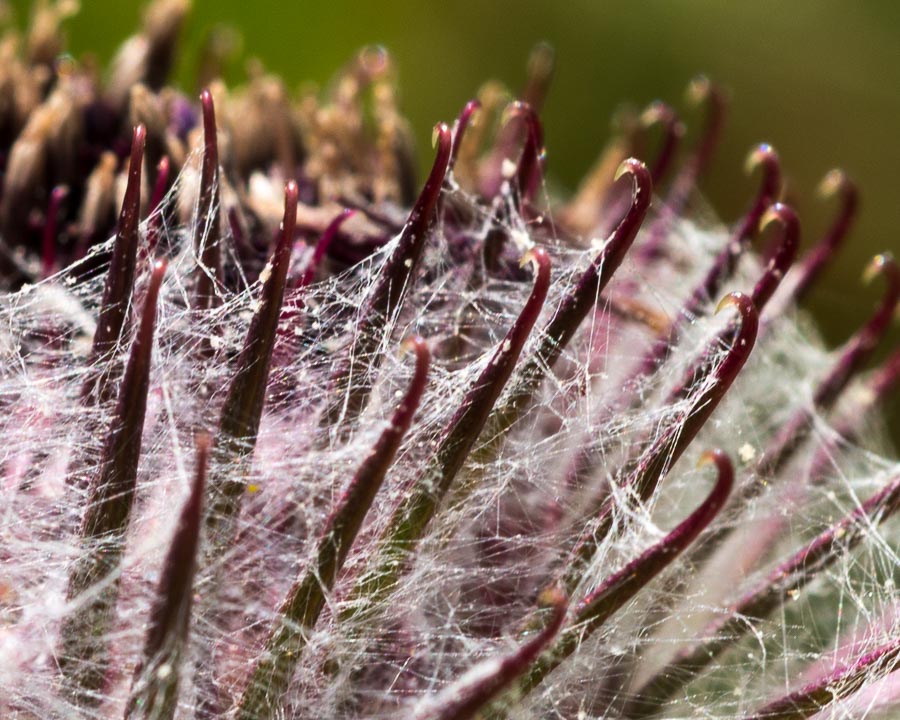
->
0;2;899;719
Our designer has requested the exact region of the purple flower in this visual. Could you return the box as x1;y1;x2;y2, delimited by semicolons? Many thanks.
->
0;3;897;719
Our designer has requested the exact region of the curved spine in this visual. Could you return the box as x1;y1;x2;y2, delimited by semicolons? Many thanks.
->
345;248;551;618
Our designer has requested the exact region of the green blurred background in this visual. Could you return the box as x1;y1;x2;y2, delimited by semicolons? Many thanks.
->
9;0;900;435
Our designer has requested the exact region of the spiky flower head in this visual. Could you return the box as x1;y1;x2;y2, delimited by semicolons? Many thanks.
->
0;2;898;719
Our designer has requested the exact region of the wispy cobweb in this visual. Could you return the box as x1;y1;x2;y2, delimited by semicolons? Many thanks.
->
1;143;898;720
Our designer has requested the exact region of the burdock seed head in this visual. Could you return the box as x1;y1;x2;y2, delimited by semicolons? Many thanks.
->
0;2;898;719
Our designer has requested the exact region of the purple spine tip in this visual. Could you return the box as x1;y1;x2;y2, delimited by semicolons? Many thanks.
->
145;156;170;256
639;101;685;186
790;169;859;303
504;101;545;203
449;99;481;171
81;124;146;404
207;182;298;540
297;208;356;290
194;89;222;310
320;122;451;430
752;202;800;311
